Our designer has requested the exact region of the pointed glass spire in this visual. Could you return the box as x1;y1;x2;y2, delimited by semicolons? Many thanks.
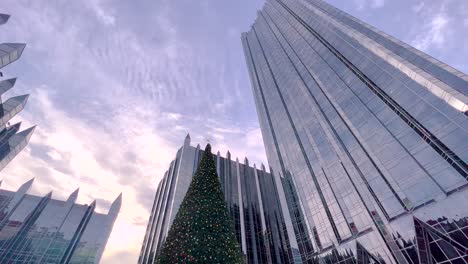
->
9;94;30;104
0;14;10;25
108;193;122;217
0;122;22;144
89;200;97;209
0;94;29;128
9;122;21;131
184;133;191;146
67;188;80;204
0;78;17;95
16;178;34;195
0;43;26;69
9;125;35;146
0;126;35;171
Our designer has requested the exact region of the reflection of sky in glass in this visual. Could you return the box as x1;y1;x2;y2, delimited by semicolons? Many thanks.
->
243;0;468;263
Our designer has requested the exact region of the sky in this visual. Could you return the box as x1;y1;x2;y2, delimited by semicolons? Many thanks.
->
0;0;467;263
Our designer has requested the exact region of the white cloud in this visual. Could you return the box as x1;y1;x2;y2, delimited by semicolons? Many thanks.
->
412;13;450;50
165;112;182;120
354;0;385;10
371;0;385;8
87;0;116;26
2;87;176;259
412;2;425;13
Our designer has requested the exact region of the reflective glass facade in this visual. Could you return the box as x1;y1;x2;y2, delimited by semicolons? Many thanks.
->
0;14;35;172
138;135;299;264
242;0;468;263
0;179;121;263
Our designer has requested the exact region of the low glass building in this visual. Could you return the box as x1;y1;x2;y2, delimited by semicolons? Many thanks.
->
0;179;121;263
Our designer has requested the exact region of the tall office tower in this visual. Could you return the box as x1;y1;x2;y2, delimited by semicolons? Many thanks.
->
138;135;299;264
0;14;35;172
0;179;121;263
242;0;468;263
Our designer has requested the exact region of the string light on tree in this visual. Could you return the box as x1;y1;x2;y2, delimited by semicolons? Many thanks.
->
156;144;242;264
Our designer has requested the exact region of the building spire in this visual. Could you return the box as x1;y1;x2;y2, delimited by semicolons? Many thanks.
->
67;188;80;204
0;14;10;25
18;178;34;193
0;78;17;95
184;133;191;146
108;193;122;217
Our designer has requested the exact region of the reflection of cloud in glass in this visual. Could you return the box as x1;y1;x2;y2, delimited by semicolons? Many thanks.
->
242;0;468;263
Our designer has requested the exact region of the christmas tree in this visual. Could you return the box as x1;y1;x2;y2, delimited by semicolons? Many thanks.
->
156;144;242;264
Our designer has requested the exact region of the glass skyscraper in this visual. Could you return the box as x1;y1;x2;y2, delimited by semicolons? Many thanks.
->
0;179;121;263
139;135;299;264
242;0;468;263
0;13;35;172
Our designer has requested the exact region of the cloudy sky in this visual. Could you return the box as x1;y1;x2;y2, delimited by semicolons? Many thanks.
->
1;0;467;262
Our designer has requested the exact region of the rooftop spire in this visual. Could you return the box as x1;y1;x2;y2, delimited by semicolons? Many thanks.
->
108;193;122;217
184;133;191;146
0;14;10;25
11;125;36;143
18;178;34;193
67;188;80;203
0;78;17;95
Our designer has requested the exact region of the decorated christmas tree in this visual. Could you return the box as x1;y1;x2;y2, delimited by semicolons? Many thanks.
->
156;144;243;264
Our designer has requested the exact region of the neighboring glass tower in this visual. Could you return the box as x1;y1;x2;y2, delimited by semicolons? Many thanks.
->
242;0;468;263
0;14;35;172
138;135;299;264
0;179;121;264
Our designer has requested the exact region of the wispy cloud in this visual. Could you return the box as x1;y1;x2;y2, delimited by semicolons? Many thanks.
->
3;87;174;259
412;2;425;13
1;0;265;262
411;11;450;50
353;0;385;10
